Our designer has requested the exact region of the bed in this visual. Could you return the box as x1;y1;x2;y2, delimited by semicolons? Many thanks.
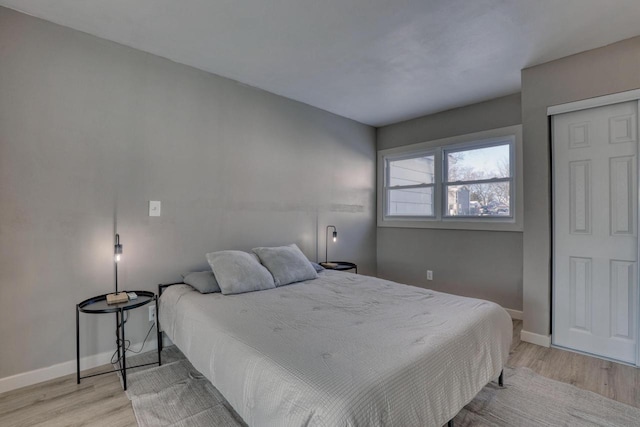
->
158;269;512;427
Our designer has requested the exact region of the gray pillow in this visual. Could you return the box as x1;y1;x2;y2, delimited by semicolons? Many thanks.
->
182;271;220;294
252;244;318;287
310;262;325;272
206;250;276;295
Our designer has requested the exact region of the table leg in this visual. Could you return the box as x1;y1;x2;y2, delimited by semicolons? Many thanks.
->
76;304;80;384
116;311;121;364
121;308;127;390
156;295;162;367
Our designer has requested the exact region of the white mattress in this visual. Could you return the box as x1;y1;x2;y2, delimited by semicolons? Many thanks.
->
159;270;512;427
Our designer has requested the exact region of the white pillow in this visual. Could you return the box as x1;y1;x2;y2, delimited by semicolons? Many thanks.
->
181;271;220;294
206;250;276;295
252;244;318;287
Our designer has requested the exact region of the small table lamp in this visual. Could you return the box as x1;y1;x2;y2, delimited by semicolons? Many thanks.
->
325;225;337;263
107;233;128;304
114;233;123;292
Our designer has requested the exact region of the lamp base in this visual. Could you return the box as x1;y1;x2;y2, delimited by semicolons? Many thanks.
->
106;292;129;305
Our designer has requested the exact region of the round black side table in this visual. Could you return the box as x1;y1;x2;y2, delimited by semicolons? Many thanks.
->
76;290;160;390
325;261;358;273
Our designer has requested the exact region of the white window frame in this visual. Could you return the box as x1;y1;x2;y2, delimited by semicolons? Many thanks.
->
383;149;437;219
377;125;523;231
442;136;515;220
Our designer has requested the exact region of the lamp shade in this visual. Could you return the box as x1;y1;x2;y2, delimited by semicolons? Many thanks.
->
114;234;123;263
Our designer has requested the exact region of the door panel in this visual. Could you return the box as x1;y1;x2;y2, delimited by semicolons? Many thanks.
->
553;101;638;364
569;160;591;234
610;156;634;236
569;256;592;331
610;260;634;340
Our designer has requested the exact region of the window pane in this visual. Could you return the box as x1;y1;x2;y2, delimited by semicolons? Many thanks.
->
388;155;434;186
445;183;510;217
447;144;510;182
388;187;434;216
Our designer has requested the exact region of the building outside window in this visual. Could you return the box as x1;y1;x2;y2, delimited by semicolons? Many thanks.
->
384;153;435;217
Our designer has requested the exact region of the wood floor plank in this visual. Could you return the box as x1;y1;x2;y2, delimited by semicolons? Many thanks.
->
0;319;638;425
507;320;640;409
0;368;135;427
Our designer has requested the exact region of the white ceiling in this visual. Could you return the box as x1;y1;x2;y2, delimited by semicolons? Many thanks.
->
3;0;640;126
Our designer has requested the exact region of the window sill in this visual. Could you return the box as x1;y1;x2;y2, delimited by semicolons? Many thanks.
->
378;217;523;232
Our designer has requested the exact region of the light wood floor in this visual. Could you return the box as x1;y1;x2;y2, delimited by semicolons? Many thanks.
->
509;320;640;409
1;320;639;426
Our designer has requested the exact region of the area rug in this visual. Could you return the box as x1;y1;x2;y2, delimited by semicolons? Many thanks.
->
120;347;640;426
115;346;246;426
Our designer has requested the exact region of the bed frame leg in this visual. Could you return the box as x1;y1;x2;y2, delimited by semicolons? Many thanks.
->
447;419;454;427
498;369;504;387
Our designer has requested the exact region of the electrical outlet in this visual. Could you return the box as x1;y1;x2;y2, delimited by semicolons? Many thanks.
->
149;305;156;322
427;270;433;280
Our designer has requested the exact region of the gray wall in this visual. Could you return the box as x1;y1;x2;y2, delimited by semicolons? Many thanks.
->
0;7;376;379
376;94;523;310
522;36;640;337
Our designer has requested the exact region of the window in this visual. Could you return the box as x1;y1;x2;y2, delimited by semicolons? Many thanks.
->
443;140;514;218
377;125;522;231
384;152;435;217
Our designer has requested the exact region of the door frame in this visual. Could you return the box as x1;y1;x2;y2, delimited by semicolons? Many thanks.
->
548;90;640;367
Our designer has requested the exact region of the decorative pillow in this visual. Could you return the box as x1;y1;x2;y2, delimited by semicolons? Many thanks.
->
206;250;276;295
310;262;325;272
182;271;220;294
252;244;318;287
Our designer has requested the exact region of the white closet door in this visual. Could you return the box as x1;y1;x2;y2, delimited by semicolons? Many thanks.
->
553;101;638;363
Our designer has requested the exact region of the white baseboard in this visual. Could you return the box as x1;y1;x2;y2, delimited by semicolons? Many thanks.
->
505;309;523;320
0;337;160;395
520;330;551;348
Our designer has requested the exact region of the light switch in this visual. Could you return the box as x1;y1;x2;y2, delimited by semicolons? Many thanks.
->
149;201;161;217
